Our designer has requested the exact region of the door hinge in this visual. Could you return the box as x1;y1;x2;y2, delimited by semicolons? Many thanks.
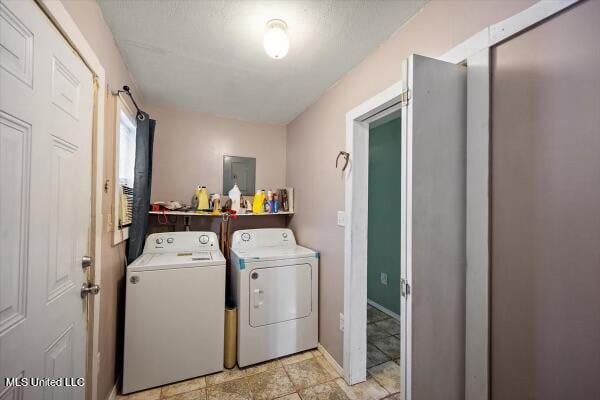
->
401;278;411;297
399;89;411;106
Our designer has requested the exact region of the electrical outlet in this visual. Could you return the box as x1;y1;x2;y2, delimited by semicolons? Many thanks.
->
339;313;344;332
337;211;345;227
380;272;388;286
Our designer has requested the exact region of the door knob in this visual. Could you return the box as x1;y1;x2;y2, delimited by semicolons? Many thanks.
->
81;282;100;298
82;255;93;269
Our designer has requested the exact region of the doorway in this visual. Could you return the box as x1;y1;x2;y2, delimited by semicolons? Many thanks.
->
343;80;406;389
345;54;467;400
366;116;402;392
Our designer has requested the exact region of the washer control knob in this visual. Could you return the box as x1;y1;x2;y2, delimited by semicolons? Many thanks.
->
199;235;209;244
155;238;163;244
282;232;288;239
166;237;174;244
241;233;251;242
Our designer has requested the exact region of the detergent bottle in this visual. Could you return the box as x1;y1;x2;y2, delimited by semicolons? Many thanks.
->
196;186;209;211
273;193;280;213
228;184;241;212
265;190;273;213
252;189;266;214
212;193;221;215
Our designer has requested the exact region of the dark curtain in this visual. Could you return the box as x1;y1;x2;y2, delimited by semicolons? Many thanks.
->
127;112;155;263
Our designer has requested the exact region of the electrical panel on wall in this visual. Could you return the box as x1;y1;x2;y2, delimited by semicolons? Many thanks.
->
223;155;256;196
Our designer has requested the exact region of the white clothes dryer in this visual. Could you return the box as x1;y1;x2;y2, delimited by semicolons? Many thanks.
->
230;228;319;367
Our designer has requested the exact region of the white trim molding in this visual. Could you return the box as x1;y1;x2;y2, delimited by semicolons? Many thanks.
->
441;0;581;64
36;2;107;400
112;94;137;245
465;48;490;400
106;384;118;400
367;299;400;321
318;344;345;378
344;81;404;385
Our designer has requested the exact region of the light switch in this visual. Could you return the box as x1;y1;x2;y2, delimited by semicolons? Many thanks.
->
337;211;345;227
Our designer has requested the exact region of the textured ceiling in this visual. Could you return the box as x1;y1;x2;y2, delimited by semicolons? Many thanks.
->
97;0;427;124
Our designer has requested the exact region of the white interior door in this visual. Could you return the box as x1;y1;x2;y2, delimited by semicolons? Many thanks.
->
0;1;94;399
401;54;467;400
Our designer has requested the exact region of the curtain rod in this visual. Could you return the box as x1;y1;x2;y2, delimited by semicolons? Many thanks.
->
113;85;145;121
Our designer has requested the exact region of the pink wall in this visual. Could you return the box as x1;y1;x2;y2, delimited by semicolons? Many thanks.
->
147;105;286;203
286;0;537;364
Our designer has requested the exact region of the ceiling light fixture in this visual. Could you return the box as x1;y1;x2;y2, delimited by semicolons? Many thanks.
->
264;19;289;60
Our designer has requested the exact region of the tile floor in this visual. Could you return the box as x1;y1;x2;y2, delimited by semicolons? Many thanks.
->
366;304;401;395
117;351;399;400
366;305;400;370
117;305;400;400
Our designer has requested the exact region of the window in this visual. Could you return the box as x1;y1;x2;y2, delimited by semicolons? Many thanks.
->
119;110;136;189
113;96;137;244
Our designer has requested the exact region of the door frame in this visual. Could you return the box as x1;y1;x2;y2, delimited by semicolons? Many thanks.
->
343;0;582;399
343;80;406;386
35;2;106;400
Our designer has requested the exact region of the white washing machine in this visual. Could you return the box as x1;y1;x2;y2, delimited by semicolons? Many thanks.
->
122;232;225;394
231;228;319;367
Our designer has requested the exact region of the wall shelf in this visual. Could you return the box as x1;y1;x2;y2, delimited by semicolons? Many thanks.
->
149;211;294;217
149;210;293;231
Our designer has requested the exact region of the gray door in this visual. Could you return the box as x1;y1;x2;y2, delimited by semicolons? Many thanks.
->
402;54;467;400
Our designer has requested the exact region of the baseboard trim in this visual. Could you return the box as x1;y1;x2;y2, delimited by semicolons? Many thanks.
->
367;299;400;320
317;343;344;377
106;381;118;400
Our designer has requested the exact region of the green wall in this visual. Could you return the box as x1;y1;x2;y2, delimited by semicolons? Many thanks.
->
367;117;401;314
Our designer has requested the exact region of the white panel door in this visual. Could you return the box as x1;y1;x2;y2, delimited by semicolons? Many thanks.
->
0;1;94;399
249;264;312;327
401;54;467;400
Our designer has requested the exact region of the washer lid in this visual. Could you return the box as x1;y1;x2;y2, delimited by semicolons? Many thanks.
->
233;245;318;263
128;251;226;271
